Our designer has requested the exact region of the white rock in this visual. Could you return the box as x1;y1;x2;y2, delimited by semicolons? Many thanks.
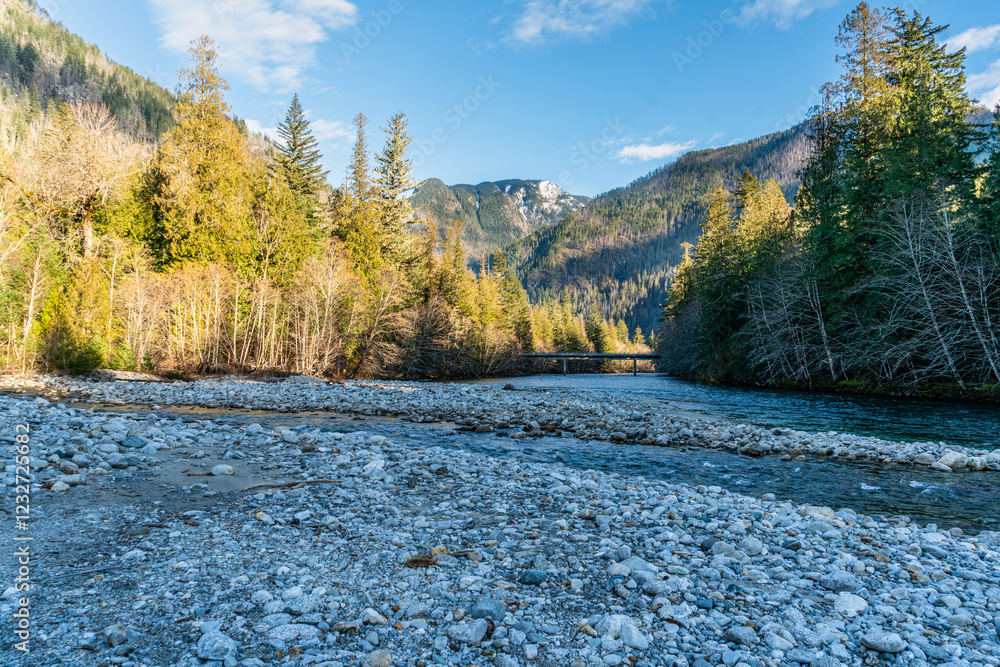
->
834;592;868;617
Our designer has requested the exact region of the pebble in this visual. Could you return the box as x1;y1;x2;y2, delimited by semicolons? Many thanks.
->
447;618;490;644
521;570;548;585
861;631;908;653
196;632;237;661
470;596;506;623
362;648;393;667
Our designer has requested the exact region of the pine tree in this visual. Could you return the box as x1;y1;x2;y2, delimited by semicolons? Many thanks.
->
275;93;327;224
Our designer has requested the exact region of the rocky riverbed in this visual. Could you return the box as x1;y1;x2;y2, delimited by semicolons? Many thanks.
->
17;374;1000;473
2;376;1000;667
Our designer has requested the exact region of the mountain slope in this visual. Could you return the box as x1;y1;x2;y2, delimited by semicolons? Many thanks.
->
0;0;174;146
509;125;811;333
409;178;590;264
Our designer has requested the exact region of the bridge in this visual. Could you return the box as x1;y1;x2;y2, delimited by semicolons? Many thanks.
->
523;353;661;376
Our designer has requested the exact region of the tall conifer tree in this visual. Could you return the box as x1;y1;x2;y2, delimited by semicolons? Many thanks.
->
275;94;327;223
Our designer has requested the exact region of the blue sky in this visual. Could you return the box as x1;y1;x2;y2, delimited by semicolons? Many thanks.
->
41;0;1000;196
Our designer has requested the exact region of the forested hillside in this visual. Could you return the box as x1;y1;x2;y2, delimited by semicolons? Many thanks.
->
661;4;1000;393
0;0;174;146
509;125;809;333
0;29;652;379
409;178;589;265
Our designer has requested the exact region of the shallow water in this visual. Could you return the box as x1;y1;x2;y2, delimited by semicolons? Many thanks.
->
88;398;1000;534
469;374;1000;451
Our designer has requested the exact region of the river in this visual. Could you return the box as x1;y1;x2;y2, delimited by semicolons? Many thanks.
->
84;373;1000;533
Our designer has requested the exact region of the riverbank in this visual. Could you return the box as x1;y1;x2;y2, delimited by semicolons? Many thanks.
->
3;382;1000;667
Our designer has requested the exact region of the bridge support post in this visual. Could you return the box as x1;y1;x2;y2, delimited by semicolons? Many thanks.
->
563;358;567;375
633;357;637;377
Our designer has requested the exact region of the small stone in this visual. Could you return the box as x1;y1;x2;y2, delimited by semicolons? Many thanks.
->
212;464;236;476
447;618;489;644
520;570;548;585
251;590;273;605
196;632;237;661
50;481;70;493
267;624;321;643
620;624;648;650
362;649;392;667
607;562;631;576
121;436;145;449
470;596;506;623
819;571;857;592
105;624;127;647
361;607;388;624
404;603;431;619
861;631;907;653
938;451;968;470
725;626;758;646
281;586;303;600
739;537;763;556
834;592;868;617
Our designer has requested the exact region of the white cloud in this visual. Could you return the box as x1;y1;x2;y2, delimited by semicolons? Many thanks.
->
947;24;1000;54
310;118;352;142
967;59;1000;108
509;0;661;45
617;138;698;163
738;0;838;30
147;0;357;92
245;118;279;139
289;0;357;28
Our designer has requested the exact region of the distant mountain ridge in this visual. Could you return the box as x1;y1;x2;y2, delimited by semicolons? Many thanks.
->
508;125;811;333
0;0;175;146
409;178;590;264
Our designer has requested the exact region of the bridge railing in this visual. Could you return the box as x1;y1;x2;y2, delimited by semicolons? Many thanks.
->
522;353;660;376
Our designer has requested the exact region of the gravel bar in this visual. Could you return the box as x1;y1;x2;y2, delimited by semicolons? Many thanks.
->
1;376;999;667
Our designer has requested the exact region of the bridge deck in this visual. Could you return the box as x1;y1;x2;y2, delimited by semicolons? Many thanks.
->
522;352;660;375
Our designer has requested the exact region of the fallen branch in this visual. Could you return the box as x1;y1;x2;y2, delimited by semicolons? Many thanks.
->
240;478;345;492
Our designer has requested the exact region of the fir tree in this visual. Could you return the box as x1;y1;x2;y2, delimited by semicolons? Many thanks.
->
348;112;370;199
275;93;327;224
375;112;414;242
883;11;980;204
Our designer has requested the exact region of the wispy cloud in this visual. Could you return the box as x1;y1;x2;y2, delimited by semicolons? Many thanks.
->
147;0;357;92
508;0;661;45
947;24;1000;54
245;118;279;139
968;60;1000;108
738;0;838;30
246;115;351;146
617;138;698;163
310;118;352;143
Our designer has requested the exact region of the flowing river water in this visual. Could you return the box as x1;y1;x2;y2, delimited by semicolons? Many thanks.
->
82;373;999;533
